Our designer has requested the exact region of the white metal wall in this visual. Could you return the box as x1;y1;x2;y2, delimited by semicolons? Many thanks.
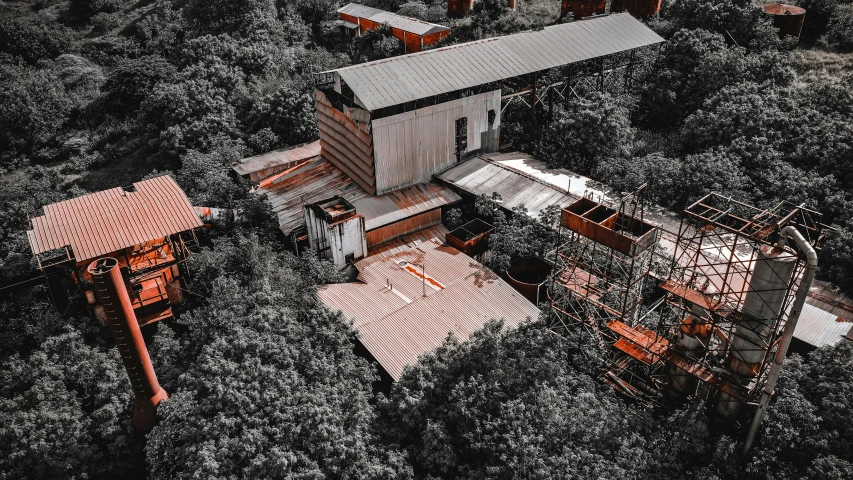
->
371;90;501;194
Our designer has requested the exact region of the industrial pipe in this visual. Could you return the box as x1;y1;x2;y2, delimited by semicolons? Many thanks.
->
743;226;817;452
88;257;168;432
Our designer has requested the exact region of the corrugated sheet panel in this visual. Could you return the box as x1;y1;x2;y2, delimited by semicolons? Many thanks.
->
365;209;442;248
353;182;460;231
261;156;458;236
331;14;663;111
793;302;853;348
319;234;539;380
338;3;450;36
371;89;500;194
363;224;449;261
27;175;202;262
438;155;578;218
315;90;376;194
358;269;538;380
232;140;321;181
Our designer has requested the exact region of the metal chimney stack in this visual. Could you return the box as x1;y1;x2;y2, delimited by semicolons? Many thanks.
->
87;257;168;432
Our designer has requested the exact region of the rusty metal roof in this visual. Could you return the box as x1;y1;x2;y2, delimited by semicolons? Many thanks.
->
260;156;459;235
329;14;663;111
339;3;450;36
793;302;853;349
437;154;578;218
27;175;202;262
232;140;321;179
353;183;460;231
319;233;539;380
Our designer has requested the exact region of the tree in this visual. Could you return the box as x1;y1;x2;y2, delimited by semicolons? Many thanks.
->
146;233;410;479
535;93;634;174
102;55;177;116
245;82;317;148
826;5;853;51
376;320;645;479
797;0;840;42
664;0;780;48
0;327;144;479
0;64;72;163
0;15;72;64
594;153;684;207
53;54;106;111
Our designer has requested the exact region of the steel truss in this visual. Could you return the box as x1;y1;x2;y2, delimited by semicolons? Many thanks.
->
549;192;826;427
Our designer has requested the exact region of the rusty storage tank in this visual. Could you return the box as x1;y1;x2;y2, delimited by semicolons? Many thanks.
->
506;257;552;304
762;3;806;39
561;0;606;19
448;0;473;18
507;0;516;10
611;0;661;19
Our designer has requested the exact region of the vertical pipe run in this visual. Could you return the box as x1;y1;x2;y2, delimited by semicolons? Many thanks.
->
88;257;168;433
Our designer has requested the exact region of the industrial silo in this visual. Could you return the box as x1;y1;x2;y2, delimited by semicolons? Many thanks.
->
611;0;662;19
561;0;607;19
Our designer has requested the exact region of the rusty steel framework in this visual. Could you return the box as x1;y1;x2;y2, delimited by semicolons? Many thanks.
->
549;192;825;431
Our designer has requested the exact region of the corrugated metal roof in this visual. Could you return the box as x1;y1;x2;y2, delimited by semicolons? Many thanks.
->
330;14;663;111
793;302;853;348
232;140;321;178
353;183;460;231
27;175;202;262
260;156;459;235
437;154;579;218
319;234;539;380
339;3;450;36
364;224;449;260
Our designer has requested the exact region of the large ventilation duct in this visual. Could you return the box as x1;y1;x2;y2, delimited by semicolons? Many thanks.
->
88;257;168;432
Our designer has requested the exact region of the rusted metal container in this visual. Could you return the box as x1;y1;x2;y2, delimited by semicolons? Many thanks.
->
761;4;806;39
507;0;516;10
88;257;168;432
561;198;658;257
446;218;494;257
448;0;473;18
506;257;552;304
561;0;606;19
611;0;661;18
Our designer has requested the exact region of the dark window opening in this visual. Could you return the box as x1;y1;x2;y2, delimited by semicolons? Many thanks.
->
488;110;496;128
455;117;468;162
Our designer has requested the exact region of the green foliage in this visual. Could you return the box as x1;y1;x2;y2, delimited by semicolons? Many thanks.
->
0;14;72;64
486;201;560;274
146;233;408;479
397;2;428;19
351;25;403;63
245;83;317;147
798;0;841;42
70;0;124;16
594;153;685;206
0;327;143;479
53;54;106;111
102;55;177;115
176;141;248;206
132;0;186;56
377;321;642;478
636;28;794;130
0;64;72;163
826;5;853;50
535;93;634;174
664;0;780;48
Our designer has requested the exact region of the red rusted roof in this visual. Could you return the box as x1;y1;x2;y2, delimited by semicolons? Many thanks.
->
319;231;539;380
259;156;459;235
232;140;321;181
27;175;202;262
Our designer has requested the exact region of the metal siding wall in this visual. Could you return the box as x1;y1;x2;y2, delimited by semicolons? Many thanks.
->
314;90;376;194
371;90;501;195
365;209;442;248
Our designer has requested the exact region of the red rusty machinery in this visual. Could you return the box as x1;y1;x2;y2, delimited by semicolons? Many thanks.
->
762;3;806;39
448;0;473;18
611;0;661;19
88;257;168;433
561;0;606;20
